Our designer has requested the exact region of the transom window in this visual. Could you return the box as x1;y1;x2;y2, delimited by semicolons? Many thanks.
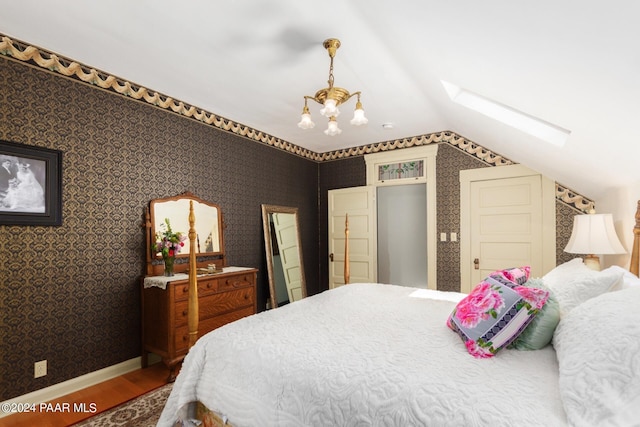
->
378;160;424;181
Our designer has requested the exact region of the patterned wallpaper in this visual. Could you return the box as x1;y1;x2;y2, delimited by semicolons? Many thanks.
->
556;202;583;265
0;57;319;400
1;43;580;401
435;145;490;291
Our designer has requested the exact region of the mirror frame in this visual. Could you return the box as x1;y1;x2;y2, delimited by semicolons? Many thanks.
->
261;204;307;309
146;192;225;275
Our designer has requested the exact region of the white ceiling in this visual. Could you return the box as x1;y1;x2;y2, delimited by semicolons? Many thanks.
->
2;0;639;200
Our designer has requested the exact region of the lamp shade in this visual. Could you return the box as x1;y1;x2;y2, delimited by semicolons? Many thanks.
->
320;99;340;118
350;106;368;126
324;116;342;136
564;213;626;255
297;113;315;129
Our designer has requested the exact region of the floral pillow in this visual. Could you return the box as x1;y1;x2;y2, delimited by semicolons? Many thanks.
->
508;278;560;350
494;265;531;286
447;266;549;358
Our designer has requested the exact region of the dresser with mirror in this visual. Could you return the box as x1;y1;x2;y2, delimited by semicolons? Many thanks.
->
141;192;257;381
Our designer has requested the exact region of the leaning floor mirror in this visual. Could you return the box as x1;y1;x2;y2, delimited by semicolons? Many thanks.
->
261;204;307;309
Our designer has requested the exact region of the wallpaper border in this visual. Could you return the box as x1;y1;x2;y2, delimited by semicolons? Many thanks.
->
0;34;594;213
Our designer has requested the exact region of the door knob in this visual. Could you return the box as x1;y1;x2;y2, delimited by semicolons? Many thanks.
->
329;253;334;262
473;258;480;270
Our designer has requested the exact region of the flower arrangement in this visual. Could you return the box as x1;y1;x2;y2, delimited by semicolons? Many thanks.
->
153;218;187;259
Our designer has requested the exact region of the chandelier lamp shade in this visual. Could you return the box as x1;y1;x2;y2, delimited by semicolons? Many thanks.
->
564;212;626;270
297;38;368;135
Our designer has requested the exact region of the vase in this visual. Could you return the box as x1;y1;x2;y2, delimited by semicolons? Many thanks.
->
163;256;175;277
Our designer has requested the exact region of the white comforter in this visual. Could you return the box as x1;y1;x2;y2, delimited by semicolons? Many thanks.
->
158;283;567;426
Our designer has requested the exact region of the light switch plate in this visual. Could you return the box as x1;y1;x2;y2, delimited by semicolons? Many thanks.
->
34;360;47;378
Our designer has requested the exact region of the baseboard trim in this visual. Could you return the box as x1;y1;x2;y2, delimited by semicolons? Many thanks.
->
0;357;142;418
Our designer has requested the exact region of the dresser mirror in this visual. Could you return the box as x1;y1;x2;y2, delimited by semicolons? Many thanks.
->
261;204;307;308
145;192;225;275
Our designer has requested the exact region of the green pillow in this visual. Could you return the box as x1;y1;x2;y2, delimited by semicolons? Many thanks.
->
510;278;560;350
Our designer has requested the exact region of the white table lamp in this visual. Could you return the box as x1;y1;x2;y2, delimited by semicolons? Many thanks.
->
564;212;626;270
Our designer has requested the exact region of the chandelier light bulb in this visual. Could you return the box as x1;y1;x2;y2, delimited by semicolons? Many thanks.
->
297;105;315;129
350;101;368;126
320;98;340;118
297;113;315;129
297;115;314;130
324;116;342;136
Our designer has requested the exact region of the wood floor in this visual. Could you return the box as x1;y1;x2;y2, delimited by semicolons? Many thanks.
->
0;362;170;427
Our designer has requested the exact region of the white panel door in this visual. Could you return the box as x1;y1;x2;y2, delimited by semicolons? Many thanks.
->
272;212;303;302
328;186;376;289
460;164;556;294
470;175;542;286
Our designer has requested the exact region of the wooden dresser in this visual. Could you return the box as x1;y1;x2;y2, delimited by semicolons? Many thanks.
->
141;267;257;381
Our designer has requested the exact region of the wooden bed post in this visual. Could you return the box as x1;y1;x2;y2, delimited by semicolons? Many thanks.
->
144;207;153;276
344;213;350;285
630;200;640;277
188;200;199;349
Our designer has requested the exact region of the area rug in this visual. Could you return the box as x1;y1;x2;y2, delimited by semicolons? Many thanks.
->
72;383;172;426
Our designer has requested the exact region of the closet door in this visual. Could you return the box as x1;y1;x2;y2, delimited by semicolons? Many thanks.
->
328;186;376;289
460;164;556;293
469;175;543;285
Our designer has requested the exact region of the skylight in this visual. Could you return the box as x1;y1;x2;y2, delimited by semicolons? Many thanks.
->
441;81;570;147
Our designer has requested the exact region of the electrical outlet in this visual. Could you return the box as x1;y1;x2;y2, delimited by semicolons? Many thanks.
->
34;360;47;378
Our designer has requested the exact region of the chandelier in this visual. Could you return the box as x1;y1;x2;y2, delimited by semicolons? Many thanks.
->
297;38;368;136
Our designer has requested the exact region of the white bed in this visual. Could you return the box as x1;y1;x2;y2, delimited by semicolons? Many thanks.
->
160;284;566;426
160;277;640;426
159;202;640;427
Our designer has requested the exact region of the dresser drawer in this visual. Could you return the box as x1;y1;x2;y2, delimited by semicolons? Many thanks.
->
174;277;218;301
174;287;255;326
218;272;255;291
174;306;255;353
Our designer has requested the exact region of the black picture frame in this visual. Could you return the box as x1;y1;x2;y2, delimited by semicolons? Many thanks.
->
0;140;62;226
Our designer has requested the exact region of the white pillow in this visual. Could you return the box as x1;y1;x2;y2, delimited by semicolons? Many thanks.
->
542;258;588;285
553;286;640;426
608;265;640;291
543;259;623;317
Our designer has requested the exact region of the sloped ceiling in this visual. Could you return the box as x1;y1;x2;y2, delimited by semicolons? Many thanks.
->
1;1;639;200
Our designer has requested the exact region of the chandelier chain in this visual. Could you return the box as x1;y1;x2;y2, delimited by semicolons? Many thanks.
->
327;55;335;89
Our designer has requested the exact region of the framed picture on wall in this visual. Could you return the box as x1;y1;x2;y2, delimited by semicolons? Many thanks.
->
0;140;63;226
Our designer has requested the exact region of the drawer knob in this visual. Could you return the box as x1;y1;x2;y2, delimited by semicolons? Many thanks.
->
182;310;187;316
